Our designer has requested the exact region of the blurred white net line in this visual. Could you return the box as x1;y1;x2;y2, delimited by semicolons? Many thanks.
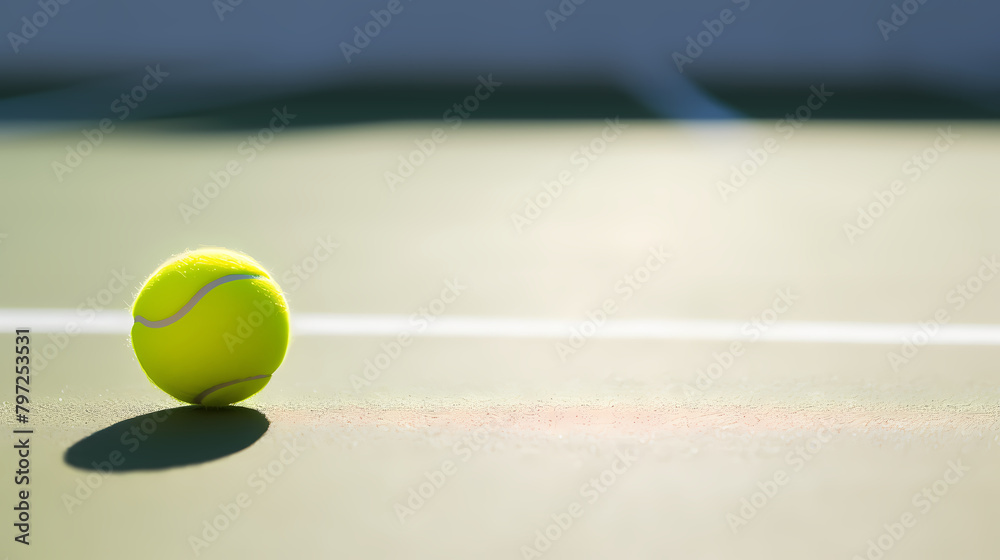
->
3;309;1000;345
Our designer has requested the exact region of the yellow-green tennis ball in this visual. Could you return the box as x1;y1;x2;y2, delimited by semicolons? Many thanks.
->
130;248;290;406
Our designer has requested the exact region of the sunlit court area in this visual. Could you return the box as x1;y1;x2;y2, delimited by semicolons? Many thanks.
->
1;2;1000;559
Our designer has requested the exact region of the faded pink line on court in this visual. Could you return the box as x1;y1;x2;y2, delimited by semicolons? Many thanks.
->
262;402;1000;438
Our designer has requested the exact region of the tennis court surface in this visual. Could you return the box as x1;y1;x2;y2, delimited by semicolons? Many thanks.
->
2;119;1000;559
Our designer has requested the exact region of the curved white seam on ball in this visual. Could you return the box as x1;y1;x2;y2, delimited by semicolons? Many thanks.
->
193;374;272;405
133;274;262;328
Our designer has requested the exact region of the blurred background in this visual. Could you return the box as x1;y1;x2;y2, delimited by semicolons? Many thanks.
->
1;0;998;126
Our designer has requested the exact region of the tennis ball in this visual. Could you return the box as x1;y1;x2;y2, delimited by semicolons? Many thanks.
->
130;248;290;406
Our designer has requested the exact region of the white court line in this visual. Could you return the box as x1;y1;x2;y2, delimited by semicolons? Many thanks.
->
2;309;1000;345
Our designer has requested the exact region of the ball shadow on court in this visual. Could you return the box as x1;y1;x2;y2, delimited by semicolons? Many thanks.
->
64;406;269;472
